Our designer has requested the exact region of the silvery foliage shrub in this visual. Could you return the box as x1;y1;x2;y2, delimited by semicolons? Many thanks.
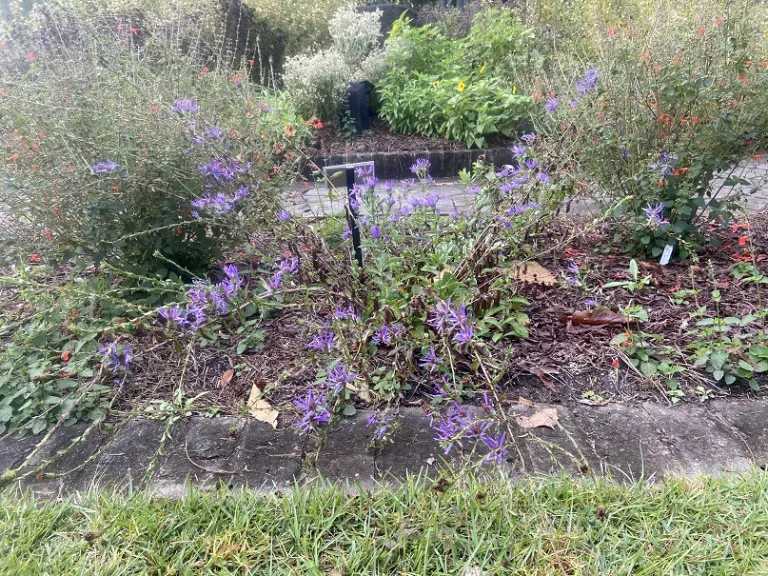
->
283;5;386;120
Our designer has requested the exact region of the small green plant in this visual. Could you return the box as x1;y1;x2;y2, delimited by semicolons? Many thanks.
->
603;260;652;293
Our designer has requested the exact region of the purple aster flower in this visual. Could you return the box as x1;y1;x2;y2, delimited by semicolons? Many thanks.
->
191;211;200;219
172;98;200;113
584;296;598;309
499;183;513;194
327;363;357;394
521;133;536;143
280;258;299;274
449;209;459;220
372;325;393;346
400;178;416;189
277;210;291;222
158;305;188;328
433;418;461;454
546;97;559;113
644;202;666;226
204;127;223;140
468;185;481;195
186;302;208;331
221;276;242;299
525;158;538;170
370;225;382;239
294;391;331;433
333;305;360;321
570;100;579;108
453;322;474;347
576;68;600;96
366;412;392;441
257;102;272;113
482;432;508;465
233;185;250;202
342;227;352;240
355;164;374;178
512;145;527;158
419;347;443;372
410;158;431;177
222;264;239;279
364;176;378;190
208;288;229;314
264;271;282;294
427;299;455;333
92;158;119;173
382;180;395;192
464;420;494;440
308;331;336;352
538;172;551;183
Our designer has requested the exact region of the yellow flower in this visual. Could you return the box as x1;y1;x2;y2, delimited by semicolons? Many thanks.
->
480;65;486;74
433;80;440;88
512;85;517;95
458;81;466;92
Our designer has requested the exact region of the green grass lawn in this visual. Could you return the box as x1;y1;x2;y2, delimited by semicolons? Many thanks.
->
3;471;768;575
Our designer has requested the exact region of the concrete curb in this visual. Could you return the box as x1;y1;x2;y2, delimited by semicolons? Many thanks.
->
1;398;766;498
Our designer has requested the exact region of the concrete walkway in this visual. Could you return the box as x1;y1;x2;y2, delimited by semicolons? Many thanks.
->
289;155;768;217
1;398;766;497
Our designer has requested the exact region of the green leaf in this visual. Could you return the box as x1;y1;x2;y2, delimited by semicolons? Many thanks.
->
0;406;12;423
712;369;724;381
342;404;357;416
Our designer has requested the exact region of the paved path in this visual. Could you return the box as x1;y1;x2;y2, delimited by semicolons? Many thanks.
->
289;156;768;217
1;398;766;497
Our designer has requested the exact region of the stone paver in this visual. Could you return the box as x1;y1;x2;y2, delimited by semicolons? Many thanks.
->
290;155;768;217
3;398;768;497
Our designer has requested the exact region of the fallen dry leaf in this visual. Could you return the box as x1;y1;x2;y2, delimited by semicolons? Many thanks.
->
247;384;278;428
512;261;557;286
220;368;234;388
518;396;535;407
426;457;435;466
528;366;559;392
559;307;633;326
516;408;559;429
329;570;343;576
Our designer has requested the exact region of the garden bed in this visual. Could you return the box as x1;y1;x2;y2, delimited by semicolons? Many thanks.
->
94;212;768;423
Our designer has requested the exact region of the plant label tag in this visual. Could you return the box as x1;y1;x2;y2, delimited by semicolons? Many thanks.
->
660;244;674;266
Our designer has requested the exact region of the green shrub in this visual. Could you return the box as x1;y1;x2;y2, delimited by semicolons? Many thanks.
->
282;5;385;120
0;9;311;274
526;10;768;257
378;11;534;147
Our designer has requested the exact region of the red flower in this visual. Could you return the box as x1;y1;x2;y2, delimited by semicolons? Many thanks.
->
738;236;748;246
611;358;619;369
29;253;40;263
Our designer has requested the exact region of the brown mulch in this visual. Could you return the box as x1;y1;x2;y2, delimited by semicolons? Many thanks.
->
104;213;768;420
314;120;515;156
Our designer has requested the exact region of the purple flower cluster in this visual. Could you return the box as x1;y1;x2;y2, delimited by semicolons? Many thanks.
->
191;186;250;216
507;202;541;216
333;305;360;321
419;346;443;372
172;98;200;114
372;323;405;347
566;261;580;286
545;97;559;113
355;164;375;178
644;202;668;228
99;341;132;374
410;158;431;178
366;412;393;441
198;157;250;184
429;402;507;464
584;296;599;309
326;363;357;394
294;391;331;433
428;299;474;348
576;68;600;96
308;330;336;353
158;265;242;331
92;158;120;174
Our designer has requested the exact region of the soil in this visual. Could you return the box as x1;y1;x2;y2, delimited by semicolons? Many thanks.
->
313;120;516;157
105;213;768;422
